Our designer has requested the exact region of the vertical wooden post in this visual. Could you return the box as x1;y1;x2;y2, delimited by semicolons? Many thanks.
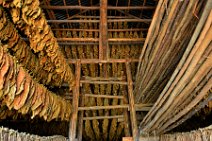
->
69;60;81;141
125;62;138;141
77;93;85;141
123;95;131;137
99;0;108;60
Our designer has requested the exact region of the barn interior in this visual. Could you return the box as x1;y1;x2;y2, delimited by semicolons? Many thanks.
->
0;0;211;141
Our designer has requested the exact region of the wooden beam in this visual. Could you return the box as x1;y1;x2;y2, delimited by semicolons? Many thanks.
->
69;60;81;141
73;16;134;19
67;59;139;64
84;94;124;99
52;28;148;32
81;76;126;81
126;62;138;141
22;37;146;43
59;41;144;45
77;92;85;141
47;19;152;23
80;80;128;85
99;0;108;60
135;107;152;111
78;105;129;111
41;6;156;10
123;95;131;137
56;38;145;42
83;115;124;120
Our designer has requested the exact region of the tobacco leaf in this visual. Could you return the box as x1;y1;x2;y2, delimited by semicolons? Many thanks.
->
13;74;31;110
16;67;26;95
0;54;10;90
39;91;49;118
31;84;43;111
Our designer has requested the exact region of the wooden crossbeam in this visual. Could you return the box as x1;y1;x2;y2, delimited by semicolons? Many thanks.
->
81;76;126;81
52;28;148;31
72;16;134;19
80;80;128;85
56;38;145;42
41;6;156;10
78;105;129;111
22;37;145;43
59;41;144;45
67;59;139;64
84;94;124;99
83;115;124;120
47;19;152;23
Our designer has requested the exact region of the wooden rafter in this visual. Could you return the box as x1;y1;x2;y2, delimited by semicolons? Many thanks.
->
41;6;156;10
51;28;149;32
47;19;152;23
67;59;139;64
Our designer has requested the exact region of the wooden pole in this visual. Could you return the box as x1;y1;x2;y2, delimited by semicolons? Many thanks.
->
81;76;126;81
23;37;146;43
47;19;151;23
126;62;138;141
80;80;128;85
123;95;132;137
69;60;81;141
41;6;155;10
84;94;124;99
78;105;129;111
83;115;124;120
67;59;139;64
77;92;84;141
52;28;148;32
99;0;108;60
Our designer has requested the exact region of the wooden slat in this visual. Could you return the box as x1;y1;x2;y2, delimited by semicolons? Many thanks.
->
59;41;144;45
52;28;148;32
78;105;129;111
47;19;152;23
41;6;156;10
84;94;124;99
80;80;128;85
67;59;139;64
83;115;124;120
56;38;145;42
81;76;126;81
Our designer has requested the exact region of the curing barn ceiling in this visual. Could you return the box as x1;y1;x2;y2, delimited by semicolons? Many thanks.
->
0;0;211;141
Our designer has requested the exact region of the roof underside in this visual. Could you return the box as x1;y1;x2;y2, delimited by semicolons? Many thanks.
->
0;0;211;140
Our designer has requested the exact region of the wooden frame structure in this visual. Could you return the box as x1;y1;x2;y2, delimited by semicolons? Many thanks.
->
67;59;151;141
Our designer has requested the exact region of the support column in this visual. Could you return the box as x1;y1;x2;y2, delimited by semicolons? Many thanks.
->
69;60;81;141
126;62;138;141
99;0;108;60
